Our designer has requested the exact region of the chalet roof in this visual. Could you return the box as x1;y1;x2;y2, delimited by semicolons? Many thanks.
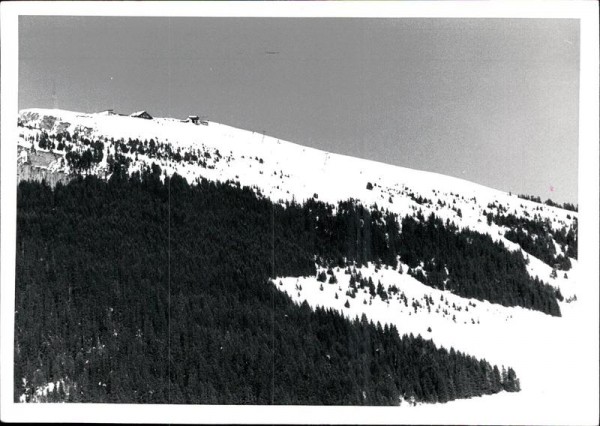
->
130;111;153;119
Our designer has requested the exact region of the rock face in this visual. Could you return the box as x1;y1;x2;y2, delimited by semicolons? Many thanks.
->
17;146;72;187
17;164;72;187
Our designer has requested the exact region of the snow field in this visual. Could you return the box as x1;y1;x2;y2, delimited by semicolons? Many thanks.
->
276;259;595;423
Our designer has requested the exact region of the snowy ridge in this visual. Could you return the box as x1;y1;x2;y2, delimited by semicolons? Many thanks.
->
17;108;576;229
16;107;578;296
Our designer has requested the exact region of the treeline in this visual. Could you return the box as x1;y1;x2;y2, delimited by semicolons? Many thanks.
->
517;194;578;212
398;214;561;317
487;212;577;269
65;141;104;171
22;124;228;172
24;129;105;172
273;197;561;316
111;136;224;168
15;170;519;404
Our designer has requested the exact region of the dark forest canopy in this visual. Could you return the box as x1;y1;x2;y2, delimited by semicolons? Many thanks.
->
487;211;577;271
15;170;522;404
517;193;578;212
398;214;561;317
272;194;562;317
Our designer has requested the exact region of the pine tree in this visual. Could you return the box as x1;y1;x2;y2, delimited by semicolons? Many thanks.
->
368;278;376;297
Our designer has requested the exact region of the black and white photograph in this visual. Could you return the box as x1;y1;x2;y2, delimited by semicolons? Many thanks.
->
1;2;598;424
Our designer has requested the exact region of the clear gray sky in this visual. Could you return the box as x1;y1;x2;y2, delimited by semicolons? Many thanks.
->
19;17;580;203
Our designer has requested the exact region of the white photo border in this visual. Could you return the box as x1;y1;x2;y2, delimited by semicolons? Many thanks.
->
1;1;598;424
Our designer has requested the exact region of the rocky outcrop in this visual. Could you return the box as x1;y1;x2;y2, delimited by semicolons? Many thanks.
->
17;164;72;187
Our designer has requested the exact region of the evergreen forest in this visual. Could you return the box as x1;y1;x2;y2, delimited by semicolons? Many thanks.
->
14;168;525;404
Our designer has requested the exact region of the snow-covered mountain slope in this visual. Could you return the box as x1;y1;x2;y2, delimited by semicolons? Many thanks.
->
16;108;580;307
274;256;592;422
15;108;592;418
17;108;577;271
16;108;574;222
